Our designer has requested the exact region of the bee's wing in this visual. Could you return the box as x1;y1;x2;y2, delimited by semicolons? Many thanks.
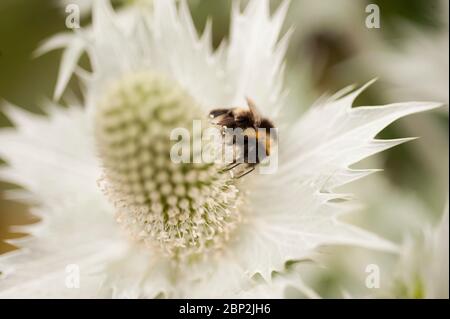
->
245;97;262;127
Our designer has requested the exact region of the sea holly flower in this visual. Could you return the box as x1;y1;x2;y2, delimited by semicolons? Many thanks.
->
390;206;449;299
0;0;440;298
368;0;449;105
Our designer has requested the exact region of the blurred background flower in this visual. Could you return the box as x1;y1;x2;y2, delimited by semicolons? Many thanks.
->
0;0;448;298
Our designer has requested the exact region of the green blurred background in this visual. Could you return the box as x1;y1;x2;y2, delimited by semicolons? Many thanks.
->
0;0;448;283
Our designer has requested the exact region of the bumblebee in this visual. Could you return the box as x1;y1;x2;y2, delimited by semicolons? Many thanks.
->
208;97;276;178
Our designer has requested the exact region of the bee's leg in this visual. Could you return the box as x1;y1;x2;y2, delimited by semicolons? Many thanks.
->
220;162;241;172
234;165;256;179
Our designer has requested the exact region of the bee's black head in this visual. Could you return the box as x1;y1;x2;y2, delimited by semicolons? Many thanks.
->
209;108;253;129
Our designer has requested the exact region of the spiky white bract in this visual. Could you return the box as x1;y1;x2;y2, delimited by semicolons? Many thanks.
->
0;0;441;298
